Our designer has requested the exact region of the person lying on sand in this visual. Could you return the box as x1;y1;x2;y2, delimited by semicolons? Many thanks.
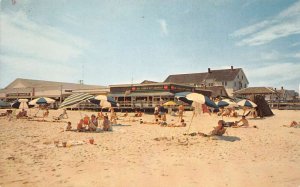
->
165;119;187;127
184;120;227;137
122;111;128;117
289;121;300;128
140;119;160;125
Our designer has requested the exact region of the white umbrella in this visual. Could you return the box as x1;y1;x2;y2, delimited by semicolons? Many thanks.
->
29;97;55;105
237;99;257;108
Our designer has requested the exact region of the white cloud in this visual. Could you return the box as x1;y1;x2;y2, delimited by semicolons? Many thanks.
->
158;19;168;36
232;1;300;46
246;62;300;88
0;11;89;62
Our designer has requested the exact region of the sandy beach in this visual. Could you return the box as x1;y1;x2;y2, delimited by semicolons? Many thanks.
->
0;109;300;187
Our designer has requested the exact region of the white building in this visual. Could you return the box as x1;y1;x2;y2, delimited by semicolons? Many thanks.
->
164;66;249;97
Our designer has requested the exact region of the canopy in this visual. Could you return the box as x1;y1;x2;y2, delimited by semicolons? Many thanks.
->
59;93;94;109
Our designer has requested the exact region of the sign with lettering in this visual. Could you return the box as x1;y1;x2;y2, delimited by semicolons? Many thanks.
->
6;93;31;97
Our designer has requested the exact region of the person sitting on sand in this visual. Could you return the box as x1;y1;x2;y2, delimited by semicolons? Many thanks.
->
102;116;111;131
77;119;86;132
17;109;27;118
178;105;184;121
210;120;227;136
234;116;249;127
62;109;68;119
90;114;98;127
230;108;238;118
66;121;72;131
222;108;231;117
134;111;143;117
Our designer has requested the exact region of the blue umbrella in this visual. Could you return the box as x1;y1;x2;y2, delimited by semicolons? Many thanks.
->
215;99;238;108
29;97;55;105
175;92;218;108
11;99;34;109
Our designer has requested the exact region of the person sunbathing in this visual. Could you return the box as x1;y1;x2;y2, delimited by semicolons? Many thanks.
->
230;108;238;118
289;121;300;128
234;116;249;128
185;120;226;137
122;111;128;117
222;108;231;117
167;119;187;127
17;109;28;118
62;109;68;119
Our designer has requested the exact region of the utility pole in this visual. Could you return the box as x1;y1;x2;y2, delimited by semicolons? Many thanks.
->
60;85;63;104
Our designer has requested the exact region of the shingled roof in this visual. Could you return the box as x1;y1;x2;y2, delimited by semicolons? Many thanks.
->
233;87;276;95
164;68;242;85
5;78;105;90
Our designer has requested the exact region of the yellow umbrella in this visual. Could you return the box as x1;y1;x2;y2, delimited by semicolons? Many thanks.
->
163;101;177;106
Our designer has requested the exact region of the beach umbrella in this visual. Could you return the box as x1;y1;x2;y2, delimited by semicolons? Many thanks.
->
89;95;118;108
216;99;238;108
237;99;257;108
29;97;55;105
163;101;177;106
175;92;218;108
59;93;94;109
0;100;10;108
11;99;34;109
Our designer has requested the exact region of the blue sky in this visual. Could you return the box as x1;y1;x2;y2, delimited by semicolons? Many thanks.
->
0;0;299;91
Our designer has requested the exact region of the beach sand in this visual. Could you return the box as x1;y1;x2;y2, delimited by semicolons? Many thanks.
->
0;109;300;187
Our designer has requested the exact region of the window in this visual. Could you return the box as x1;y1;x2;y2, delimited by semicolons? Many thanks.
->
242;75;244;80
222;81;227;86
237;75;239;79
234;82;236;87
244;84;247;88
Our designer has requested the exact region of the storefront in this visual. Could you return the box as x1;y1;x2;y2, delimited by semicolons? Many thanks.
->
109;82;211;109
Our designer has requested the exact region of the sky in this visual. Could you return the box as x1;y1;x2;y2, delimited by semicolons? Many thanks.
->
0;0;300;91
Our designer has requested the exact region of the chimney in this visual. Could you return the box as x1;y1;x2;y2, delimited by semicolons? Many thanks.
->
281;86;283;90
208;68;211;73
231;66;233;70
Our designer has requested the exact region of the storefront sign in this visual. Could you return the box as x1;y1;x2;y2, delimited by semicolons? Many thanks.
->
6;93;31;97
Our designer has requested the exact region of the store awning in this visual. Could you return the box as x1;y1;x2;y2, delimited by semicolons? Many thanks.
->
109;92;174;97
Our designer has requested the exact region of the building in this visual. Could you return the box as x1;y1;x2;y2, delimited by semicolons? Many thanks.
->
233;87;277;100
0;78;109;104
109;82;212;109
164;66;249;96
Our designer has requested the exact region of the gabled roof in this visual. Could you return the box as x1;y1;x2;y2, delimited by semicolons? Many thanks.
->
5;78;105;90
233;87;275;95
140;80;158;84
164;68;242;84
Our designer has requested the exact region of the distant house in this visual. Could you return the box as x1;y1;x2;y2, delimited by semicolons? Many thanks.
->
0;78;108;101
233;86;298;101
275;87;298;101
164;66;249;96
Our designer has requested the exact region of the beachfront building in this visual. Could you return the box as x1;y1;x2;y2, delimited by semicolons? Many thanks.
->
109;82;212;109
233;87;277;100
164;66;249;97
0;78;109;106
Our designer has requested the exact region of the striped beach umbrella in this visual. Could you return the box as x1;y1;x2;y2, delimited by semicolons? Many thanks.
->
216;99;238;108
237;99;257;108
175;92;218;108
29;97;55;105
59;93;94;109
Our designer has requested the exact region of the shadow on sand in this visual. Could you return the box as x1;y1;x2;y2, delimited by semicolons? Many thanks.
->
212;136;241;142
